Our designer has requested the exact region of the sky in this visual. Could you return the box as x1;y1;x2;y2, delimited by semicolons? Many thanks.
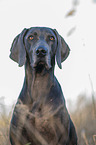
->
0;0;96;110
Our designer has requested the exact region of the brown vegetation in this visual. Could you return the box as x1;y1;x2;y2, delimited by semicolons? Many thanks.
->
71;94;96;145
0;106;11;145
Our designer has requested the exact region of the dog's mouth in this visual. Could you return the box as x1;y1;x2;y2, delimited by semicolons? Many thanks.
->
32;60;52;73
34;61;46;73
35;61;45;73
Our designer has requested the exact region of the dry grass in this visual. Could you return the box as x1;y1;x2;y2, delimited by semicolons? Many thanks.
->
0;95;96;145
0;107;11;145
71;94;96;145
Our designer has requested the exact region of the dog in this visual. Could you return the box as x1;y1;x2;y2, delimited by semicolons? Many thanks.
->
9;27;77;145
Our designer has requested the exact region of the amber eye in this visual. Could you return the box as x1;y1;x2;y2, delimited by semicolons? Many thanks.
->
28;35;34;40
49;36;54;41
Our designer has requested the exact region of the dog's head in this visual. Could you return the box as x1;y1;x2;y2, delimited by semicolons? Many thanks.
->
10;27;70;70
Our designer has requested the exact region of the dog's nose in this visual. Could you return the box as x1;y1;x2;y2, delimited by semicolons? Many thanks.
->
35;47;47;57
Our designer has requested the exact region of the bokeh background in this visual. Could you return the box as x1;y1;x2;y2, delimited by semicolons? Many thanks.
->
0;0;96;144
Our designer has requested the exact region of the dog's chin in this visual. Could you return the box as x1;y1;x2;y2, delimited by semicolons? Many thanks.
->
35;62;45;73
31;61;52;73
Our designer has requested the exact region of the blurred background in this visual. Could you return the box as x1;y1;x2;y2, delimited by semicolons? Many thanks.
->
0;0;96;144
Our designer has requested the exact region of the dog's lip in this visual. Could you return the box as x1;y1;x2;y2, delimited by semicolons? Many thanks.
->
38;61;45;65
32;60;52;70
33;60;45;68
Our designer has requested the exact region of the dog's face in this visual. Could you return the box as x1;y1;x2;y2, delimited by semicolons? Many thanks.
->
10;27;70;70
24;27;57;70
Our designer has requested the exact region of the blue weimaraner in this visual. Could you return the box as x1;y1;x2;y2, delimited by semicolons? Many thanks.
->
9;27;77;145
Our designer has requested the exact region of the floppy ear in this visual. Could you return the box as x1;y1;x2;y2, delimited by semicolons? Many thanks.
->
10;28;28;67
54;29;70;69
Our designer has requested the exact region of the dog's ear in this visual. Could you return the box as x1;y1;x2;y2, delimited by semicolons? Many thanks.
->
10;28;28;67
54;29;70;69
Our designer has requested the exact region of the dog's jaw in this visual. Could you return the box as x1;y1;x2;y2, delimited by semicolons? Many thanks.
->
30;57;52;74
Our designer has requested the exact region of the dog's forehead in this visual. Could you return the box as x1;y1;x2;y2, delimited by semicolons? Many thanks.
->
27;27;55;36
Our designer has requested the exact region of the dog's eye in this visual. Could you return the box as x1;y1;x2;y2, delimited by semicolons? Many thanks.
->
28;35;34;40
49;36;54;41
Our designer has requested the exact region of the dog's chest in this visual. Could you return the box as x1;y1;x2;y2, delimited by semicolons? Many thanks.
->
27;102;62;144
35;116;56;143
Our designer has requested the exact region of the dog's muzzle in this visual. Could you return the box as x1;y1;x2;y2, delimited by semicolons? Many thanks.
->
31;45;52;71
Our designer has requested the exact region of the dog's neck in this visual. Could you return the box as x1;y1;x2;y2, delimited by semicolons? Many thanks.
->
25;61;55;102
